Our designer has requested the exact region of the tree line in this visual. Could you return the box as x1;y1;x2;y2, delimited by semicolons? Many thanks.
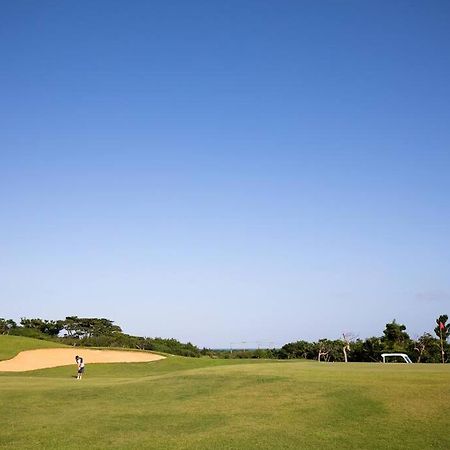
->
208;315;450;363
0;316;200;357
1;314;449;363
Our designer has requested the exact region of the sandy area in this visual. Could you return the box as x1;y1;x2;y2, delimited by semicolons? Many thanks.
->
0;348;165;372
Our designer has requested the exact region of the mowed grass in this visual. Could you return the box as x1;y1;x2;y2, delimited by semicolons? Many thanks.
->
1;338;449;449
0;335;66;360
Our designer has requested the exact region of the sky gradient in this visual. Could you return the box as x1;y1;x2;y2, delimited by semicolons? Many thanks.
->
1;1;450;347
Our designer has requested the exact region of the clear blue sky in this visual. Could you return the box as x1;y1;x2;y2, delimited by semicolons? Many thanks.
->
1;1;449;347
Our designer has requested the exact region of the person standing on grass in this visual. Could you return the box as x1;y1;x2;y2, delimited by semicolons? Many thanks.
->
75;355;85;380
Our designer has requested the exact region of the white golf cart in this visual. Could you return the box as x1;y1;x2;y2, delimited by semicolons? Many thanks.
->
381;353;413;363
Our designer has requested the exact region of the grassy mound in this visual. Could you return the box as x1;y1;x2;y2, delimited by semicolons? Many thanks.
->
0;335;67;361
0;357;449;449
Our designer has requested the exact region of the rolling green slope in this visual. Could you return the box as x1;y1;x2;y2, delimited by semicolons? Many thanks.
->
0;335;67;361
0;356;449;449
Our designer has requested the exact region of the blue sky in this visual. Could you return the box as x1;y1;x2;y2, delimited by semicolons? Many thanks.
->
1;1;450;347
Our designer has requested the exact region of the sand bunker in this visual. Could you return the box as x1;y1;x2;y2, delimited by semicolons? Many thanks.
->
0;348;165;372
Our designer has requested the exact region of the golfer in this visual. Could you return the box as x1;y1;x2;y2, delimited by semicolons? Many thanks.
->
75;355;85;380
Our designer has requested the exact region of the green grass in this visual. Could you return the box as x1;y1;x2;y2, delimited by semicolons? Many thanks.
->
0;335;67;361
1;337;449;449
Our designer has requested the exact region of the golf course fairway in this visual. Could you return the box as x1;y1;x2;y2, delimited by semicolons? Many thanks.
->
1;336;449;449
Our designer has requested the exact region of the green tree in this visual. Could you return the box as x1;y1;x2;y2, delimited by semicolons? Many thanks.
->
350;337;384;362
20;318;64;336
0;318;16;335
62;316;122;339
279;340;314;359
434;315;450;364
413;333;441;363
382;319;411;352
314;339;343;362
